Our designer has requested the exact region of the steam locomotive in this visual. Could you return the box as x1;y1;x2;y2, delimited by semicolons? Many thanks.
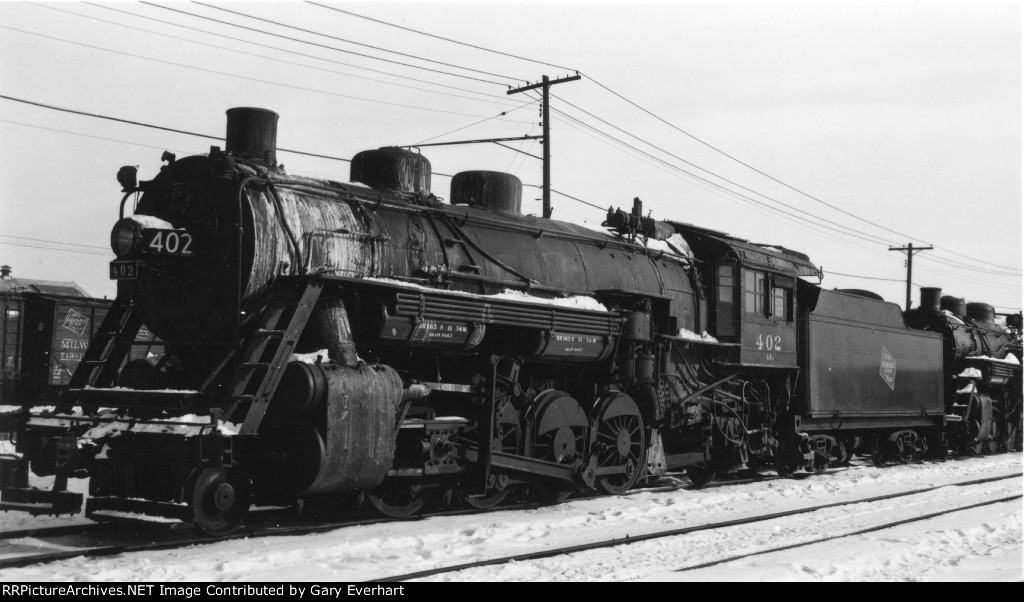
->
1;108;1019;536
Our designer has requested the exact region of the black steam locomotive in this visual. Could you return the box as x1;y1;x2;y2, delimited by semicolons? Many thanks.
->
1;108;1019;535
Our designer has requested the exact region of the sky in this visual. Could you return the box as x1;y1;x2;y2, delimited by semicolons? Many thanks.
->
0;0;1020;311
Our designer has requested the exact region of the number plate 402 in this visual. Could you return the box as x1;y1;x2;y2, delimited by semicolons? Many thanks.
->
141;228;194;256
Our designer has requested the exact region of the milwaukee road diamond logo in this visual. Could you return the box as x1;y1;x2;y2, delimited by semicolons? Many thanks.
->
879;346;897;391
62;308;89;336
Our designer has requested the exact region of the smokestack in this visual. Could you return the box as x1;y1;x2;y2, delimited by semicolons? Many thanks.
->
225;107;279;165
919;287;941;313
0;265;11;280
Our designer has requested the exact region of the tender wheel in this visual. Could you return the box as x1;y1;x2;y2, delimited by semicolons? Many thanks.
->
1007;414;1023;453
191;466;252;537
775;438;803;477
835;441;850;466
592;392;645;495
365;480;436;518
892;432;914;464
529;390;587;504
870;433;888;467
685;464;716;488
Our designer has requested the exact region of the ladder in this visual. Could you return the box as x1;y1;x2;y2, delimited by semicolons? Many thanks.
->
226;280;322;434
67;297;142;393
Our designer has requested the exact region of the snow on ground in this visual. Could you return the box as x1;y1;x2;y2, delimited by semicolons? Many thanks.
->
0;454;1020;582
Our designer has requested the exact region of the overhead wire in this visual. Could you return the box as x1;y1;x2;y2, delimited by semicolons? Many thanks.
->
552;91;895;245
0;27;530;121
547;100;1021;281
545;106;1020;293
0;118;192;154
77;2;518;103
0;234;108;251
552;94;1021;277
0;240;111;257
548;105;891;246
193;1;526;84
306;1;578;73
581;74;1021;273
138;2;513;86
412;102;538;146
29;2;525;109
294;4;1019;274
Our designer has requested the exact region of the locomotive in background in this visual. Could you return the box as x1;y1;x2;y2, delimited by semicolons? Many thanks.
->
0;108;1019;535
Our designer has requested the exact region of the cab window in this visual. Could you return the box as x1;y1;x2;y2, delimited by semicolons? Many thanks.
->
770;275;794;321
744;270;765;314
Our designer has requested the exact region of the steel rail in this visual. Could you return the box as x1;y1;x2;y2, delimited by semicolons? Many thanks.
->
674;494;1022;574
373;472;1022;582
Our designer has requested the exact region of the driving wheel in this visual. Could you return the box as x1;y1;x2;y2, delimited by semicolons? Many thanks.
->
592;392;645;495
530;390;587;504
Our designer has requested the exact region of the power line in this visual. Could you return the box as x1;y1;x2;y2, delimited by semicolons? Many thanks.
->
0;240;110;257
551;189;606;212
0;94;222;143
548;105;889;246
1;27;529;122
256;2;1017;273
3;95;1015;296
824;270;905;282
547;100;1021;280
193;1;525;84
78;2;518;104
413;103;538;146
306;1;578;73
138;1;511;87
551;92;893;245
198;0;1016;275
0;234;108;251
0;118;191;153
30;2;524;110
581;74;1021;274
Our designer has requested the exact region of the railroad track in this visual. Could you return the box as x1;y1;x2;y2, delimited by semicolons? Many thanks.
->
0;461;1003;572
373;472;1023;582
0;500;543;570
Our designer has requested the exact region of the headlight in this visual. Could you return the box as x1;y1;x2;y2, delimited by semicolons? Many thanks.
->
110;218;142;257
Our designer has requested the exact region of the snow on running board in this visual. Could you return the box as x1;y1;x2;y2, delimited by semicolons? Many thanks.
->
675;328;720;344
364;277;608;312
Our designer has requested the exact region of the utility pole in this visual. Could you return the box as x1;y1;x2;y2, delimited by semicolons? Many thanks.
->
507;73;581;218
889;243;933;311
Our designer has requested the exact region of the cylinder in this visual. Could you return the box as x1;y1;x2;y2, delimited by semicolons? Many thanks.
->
264;362;403;497
450;171;522;214
350;147;431;194
941;295;966;317
270;361;328;417
225;108;279;164
966;302;995;323
919;287;942;313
